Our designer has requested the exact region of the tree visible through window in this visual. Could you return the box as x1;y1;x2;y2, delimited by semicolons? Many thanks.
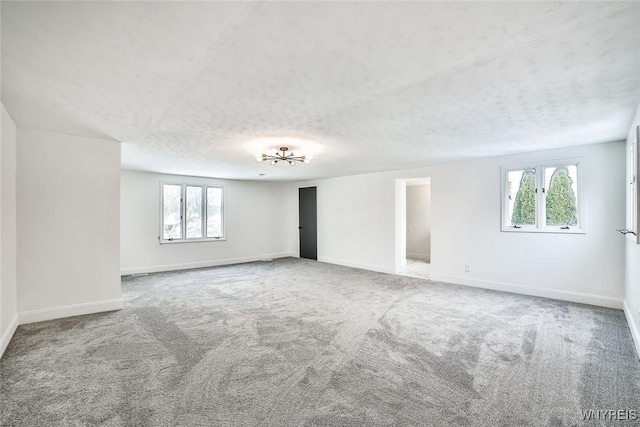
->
504;163;580;231
545;166;577;226
511;170;536;226
163;184;182;239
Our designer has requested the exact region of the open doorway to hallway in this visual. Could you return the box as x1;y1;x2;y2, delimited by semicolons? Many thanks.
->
396;178;431;280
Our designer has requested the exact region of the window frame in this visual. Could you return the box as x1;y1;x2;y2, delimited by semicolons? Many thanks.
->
501;158;585;234
159;181;226;244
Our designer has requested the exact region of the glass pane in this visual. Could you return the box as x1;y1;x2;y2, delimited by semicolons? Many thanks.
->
186;186;203;238
628;144;636;231
507;169;536;226
162;184;182;239
207;187;223;238
545;165;578;227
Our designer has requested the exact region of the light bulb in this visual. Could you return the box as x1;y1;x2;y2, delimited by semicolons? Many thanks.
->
270;160;277;165
303;159;310;164
288;160;295;166
256;156;264;162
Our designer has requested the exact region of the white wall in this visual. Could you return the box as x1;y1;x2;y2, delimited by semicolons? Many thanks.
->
17;128;122;323
624;106;640;357
295;141;625;308
406;183;431;261
308;173;397;273
120;170;295;274
1;104;18;357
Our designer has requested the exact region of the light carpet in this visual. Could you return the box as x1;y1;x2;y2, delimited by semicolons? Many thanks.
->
1;258;639;426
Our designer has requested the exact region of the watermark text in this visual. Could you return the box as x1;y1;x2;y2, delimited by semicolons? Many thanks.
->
581;409;637;421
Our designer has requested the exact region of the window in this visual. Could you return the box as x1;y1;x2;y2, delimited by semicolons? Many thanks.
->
502;161;583;233
161;183;224;242
626;127;640;243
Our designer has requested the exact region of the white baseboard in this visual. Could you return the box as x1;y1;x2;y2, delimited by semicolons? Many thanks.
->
430;274;623;310
0;314;19;359
18;298;124;325
318;257;395;274
121;252;296;276
623;300;640;360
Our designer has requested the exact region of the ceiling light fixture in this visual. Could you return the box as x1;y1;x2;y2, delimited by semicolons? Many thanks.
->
256;146;311;166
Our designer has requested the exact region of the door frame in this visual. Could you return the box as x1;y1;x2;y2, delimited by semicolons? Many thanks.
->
395;177;431;273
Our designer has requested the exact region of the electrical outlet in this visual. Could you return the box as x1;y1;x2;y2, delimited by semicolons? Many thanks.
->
464;264;471;272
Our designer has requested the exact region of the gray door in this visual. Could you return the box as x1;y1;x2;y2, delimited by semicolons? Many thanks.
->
298;187;317;260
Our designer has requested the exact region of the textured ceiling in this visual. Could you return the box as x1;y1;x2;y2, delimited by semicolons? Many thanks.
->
2;2;640;181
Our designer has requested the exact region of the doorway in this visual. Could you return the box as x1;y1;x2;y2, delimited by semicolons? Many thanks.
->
396;178;431;279
298;187;317;260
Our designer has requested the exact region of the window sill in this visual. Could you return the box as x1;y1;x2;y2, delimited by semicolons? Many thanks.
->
159;237;226;245
501;227;585;234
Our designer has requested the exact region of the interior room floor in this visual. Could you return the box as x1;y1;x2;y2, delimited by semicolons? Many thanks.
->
397;258;431;280
1;258;638;426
